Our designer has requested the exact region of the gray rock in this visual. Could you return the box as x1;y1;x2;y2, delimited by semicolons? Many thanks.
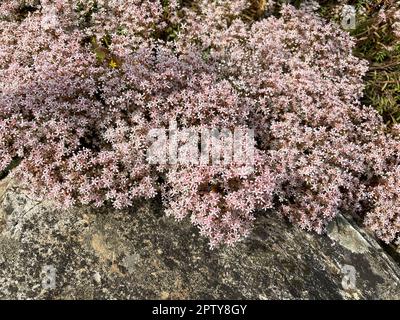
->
0;177;399;299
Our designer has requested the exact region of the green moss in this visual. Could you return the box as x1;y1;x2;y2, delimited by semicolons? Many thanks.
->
314;0;400;125
349;1;400;124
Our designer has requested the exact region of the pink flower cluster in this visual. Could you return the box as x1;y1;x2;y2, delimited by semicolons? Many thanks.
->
378;6;400;39
0;0;399;247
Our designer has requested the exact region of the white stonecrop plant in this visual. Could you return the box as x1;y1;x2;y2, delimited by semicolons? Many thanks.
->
0;0;398;247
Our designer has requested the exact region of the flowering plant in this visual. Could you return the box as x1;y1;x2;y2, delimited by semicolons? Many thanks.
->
0;0;398;247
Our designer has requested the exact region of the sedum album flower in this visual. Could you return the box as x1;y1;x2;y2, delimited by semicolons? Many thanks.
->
0;0;398;247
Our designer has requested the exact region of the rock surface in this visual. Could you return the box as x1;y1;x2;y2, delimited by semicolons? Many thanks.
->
0;177;399;299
